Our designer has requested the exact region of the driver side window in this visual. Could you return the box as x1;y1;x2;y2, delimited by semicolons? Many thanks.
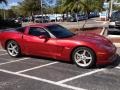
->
29;27;50;37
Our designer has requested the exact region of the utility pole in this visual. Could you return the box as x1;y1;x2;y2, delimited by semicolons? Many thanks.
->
110;0;113;17
40;0;43;23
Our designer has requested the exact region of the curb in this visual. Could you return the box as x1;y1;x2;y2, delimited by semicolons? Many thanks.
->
95;20;108;23
113;43;120;47
100;27;106;35
107;35;120;38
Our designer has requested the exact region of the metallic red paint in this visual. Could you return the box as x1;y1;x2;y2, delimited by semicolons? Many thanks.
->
0;24;117;65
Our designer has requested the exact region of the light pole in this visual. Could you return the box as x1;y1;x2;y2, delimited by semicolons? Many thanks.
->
1;3;6;20
110;0;113;17
40;0;43;23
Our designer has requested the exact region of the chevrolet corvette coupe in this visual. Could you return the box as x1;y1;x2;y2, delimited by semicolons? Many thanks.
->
0;24;117;68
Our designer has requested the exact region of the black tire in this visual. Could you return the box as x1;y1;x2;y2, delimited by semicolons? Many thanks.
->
72;47;96;69
6;40;21;57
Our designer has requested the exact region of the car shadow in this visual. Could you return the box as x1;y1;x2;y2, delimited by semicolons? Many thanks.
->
23;55;73;64
22;54;120;69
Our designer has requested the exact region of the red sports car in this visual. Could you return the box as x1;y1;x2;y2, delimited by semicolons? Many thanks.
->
0;24;117;68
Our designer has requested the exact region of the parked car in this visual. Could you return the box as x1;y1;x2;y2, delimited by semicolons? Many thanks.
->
69;14;88;22
88;12;99;18
56;16;63;21
34;15;50;23
109;11;120;28
49;15;56;22
44;16;50;23
0;24;117;68
22;17;29;22
15;17;22;24
0;19;21;29
108;11;120;35
34;16;43;23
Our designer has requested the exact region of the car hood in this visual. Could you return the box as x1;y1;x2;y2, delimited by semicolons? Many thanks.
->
69;33;112;46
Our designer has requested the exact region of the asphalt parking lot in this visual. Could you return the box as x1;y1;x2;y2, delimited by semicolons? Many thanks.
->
0;18;120;90
0;48;119;90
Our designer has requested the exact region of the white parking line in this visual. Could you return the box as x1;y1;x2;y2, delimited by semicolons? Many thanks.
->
0;58;29;66
57;69;106;84
0;53;8;56
16;62;59;74
103;22;107;25
115;67;120;69
100;27;105;35
0;49;6;51
0;69;86;90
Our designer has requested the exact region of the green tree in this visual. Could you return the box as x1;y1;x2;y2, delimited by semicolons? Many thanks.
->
62;0;103;16
113;0;120;10
59;0;103;29
18;0;41;16
6;9;16;18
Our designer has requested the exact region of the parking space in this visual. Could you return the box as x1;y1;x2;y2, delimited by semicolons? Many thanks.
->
65;68;120;90
23;63;94;82
0;71;71;90
0;48;120;90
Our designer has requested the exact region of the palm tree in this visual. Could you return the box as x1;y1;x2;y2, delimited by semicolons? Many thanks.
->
62;0;103;17
60;0;103;29
0;0;7;5
112;0;120;10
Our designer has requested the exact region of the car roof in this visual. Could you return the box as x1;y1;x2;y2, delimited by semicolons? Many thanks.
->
28;23;55;28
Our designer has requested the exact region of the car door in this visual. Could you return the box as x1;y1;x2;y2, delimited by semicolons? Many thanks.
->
23;27;57;58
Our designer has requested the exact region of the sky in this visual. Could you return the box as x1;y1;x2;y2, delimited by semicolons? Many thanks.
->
0;0;56;9
0;0;22;9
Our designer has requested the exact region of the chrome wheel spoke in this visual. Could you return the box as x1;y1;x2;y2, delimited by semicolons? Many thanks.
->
82;50;86;55
82;60;87;64
85;56;92;60
8;48;13;51
13;49;17;54
10;43;14;47
13;46;17;49
7;41;19;56
76;52;81;57
11;50;15;55
76;59;82;63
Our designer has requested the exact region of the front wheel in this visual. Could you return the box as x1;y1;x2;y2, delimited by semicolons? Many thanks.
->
72;47;96;68
6;40;21;57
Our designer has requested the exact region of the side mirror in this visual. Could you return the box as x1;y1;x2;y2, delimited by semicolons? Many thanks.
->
39;35;48;39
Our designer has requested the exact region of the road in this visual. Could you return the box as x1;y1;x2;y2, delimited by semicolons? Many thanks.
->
22;17;108;29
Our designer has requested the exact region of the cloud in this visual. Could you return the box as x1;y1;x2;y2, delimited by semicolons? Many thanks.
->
8;2;18;7
4;2;18;9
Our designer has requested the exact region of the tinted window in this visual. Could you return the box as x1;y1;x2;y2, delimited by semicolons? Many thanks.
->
46;25;75;38
16;27;26;33
29;27;50;37
111;11;120;21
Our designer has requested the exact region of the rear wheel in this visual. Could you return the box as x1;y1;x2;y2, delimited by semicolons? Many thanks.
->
72;47;96;68
6;40;21;57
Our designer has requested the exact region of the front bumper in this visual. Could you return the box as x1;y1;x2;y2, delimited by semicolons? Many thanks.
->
96;45;117;65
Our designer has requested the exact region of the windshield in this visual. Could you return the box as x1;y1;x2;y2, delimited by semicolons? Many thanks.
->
46;24;75;38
